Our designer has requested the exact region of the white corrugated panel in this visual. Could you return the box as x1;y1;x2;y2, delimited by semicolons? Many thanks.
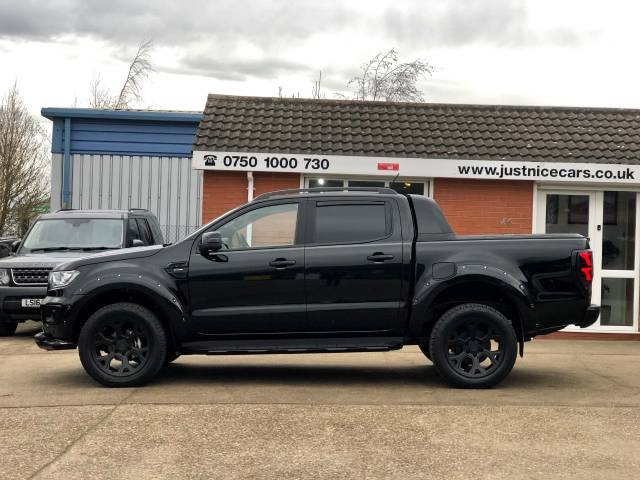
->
69;154;202;243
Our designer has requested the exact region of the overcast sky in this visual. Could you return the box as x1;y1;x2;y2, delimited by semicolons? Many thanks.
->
1;0;639;116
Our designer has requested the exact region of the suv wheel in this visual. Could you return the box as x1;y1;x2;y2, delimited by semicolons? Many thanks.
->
78;303;167;387
0;321;18;337
429;303;517;388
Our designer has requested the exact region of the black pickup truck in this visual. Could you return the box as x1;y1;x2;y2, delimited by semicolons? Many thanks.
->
0;209;164;336
35;188;599;388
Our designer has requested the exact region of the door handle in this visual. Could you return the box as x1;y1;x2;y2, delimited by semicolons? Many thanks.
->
269;258;296;269
367;253;394;262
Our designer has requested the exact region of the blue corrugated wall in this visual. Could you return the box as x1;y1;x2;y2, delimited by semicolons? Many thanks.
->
43;108;202;157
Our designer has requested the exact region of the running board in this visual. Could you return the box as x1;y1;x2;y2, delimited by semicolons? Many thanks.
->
181;337;404;355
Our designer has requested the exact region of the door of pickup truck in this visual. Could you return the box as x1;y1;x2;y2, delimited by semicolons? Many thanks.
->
304;197;405;335
188;200;306;334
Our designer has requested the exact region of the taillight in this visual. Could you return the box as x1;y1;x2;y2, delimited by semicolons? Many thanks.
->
578;250;593;284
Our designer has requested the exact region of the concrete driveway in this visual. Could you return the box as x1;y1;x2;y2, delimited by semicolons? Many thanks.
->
1;321;639;480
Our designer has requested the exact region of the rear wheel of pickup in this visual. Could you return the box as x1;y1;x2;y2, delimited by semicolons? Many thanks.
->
429;303;517;388
0;321;17;336
78;303;167;388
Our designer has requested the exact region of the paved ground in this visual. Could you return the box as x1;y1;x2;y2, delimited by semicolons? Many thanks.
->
1;322;639;480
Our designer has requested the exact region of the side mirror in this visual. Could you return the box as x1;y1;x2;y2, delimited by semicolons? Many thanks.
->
131;238;145;247
199;231;223;255
11;240;20;253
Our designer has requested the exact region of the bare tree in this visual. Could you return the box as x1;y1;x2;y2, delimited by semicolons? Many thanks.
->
88;74;115;109
311;71;324;99
115;40;155;109
0;84;49;236
348;48;435;102
87;40;155;109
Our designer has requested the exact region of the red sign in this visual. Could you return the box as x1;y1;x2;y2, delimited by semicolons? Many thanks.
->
377;162;399;171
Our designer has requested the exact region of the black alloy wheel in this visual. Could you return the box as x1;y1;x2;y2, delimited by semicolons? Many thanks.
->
92;317;151;377
444;318;502;378
429;303;517;388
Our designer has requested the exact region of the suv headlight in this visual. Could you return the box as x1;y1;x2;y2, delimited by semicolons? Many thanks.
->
0;269;9;285
49;270;79;289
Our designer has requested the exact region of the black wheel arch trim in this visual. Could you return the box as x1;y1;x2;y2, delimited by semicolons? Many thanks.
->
67;277;188;344
408;265;531;353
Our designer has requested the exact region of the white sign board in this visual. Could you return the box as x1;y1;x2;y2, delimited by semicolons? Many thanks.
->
192;150;640;184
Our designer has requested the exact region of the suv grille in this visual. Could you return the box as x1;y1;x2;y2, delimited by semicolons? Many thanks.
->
11;268;52;285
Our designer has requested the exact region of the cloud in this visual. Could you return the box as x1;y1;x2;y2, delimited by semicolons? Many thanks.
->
381;0;589;48
0;0;356;82
0;0;353;46
168;54;311;81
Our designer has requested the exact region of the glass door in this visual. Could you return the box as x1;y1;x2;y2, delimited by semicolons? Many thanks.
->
537;189;639;332
597;191;637;331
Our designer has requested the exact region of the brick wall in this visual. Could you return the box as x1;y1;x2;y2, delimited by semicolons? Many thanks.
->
434;178;533;234
202;171;299;223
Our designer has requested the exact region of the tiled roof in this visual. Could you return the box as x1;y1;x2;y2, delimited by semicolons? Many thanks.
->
194;94;640;164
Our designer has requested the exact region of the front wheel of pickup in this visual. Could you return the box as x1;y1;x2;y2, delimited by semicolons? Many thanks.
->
78;303;167;388
429;303;517;389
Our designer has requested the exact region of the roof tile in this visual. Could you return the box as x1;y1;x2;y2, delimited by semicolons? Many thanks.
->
194;94;640;164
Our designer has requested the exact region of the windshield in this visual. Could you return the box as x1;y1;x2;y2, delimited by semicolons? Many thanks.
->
21;218;124;253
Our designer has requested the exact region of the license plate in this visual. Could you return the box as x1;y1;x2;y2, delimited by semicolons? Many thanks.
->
21;298;42;308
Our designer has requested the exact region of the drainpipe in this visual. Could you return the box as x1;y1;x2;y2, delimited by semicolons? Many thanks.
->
246;172;254;246
247;171;254;201
61;117;72;209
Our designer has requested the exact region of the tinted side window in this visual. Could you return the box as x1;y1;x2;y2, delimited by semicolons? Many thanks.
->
315;202;389;244
126;218;141;246
135;219;152;245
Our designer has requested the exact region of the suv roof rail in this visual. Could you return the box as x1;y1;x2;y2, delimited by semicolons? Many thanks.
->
129;208;150;212
253;187;399;202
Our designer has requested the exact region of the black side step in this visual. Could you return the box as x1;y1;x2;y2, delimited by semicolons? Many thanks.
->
180;337;404;355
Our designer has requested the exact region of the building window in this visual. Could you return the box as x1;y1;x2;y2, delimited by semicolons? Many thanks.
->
307;179;343;188
305;177;429;196
390;182;425;195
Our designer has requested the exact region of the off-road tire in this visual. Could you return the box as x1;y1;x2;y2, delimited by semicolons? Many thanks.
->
78;302;167;387
429;303;517;389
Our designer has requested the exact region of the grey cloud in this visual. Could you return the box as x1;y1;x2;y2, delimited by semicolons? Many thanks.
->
382;0;589;48
0;0;353;46
0;0;353;83
169;54;311;81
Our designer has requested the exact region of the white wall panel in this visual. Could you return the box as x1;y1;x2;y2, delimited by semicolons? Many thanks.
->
69;154;202;243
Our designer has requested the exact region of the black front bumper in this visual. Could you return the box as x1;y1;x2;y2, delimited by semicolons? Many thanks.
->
0;285;47;322
34;331;76;350
576;304;601;328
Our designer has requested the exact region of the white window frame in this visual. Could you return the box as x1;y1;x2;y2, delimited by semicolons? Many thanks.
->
301;174;432;198
535;183;640;333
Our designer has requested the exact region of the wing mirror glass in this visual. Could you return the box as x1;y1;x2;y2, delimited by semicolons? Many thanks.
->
199;231;223;255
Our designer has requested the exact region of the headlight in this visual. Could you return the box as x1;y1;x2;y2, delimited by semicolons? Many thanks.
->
0;269;9;285
49;270;79;289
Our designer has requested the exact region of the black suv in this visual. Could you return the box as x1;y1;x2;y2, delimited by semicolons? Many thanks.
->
0;209;163;336
36;188;597;389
